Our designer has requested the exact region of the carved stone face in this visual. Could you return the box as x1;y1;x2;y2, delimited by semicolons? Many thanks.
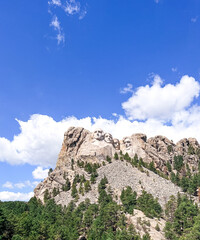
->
124;137;132;149
113;138;120;150
93;129;104;141
104;133;113;144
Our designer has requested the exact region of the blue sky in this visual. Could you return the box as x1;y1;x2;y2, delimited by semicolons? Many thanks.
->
1;0;200;200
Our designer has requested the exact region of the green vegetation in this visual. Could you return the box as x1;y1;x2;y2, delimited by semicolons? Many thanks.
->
164;194;199;240
155;224;160;231
120;186;137;214
0;180;152;240
71;183;78;198
77;161;100;184
137;191;162;218
48;168;53;176
106;156;112;163
62;178;71;191
119;152;200;196
121;152;169;180
188;145;195;155
120;187;162;218
170;169;200;195
71;159;74;170
166;161;172;172
114;152;119;160
53;187;60;197
84;180;91;193
167;145;173;154
173;155;184;172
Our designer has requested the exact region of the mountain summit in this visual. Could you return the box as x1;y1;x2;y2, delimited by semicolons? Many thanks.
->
34;127;200;239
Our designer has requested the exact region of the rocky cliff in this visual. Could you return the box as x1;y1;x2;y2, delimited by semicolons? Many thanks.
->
35;126;200;204
34;127;200;239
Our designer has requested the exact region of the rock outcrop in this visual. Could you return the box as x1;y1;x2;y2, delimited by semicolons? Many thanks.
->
34;126;200;239
35;126;200;203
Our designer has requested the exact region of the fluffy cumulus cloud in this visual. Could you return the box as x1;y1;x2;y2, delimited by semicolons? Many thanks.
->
122;75;200;121
1;75;200;168
32;167;49;179
0;191;34;201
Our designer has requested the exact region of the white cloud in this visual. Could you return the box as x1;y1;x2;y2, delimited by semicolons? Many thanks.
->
120;83;133;94
56;33;65;45
2;180;39;189
32;167;49;179
0;191;33;201
122;75;200;121
48;0;62;6
154;0;160;3
191;16;198;23
0;114;94;167
14;183;25;189
2;181;13;189
1;75;200;167
47;0;87;44
65;0;80;15
50;15;61;30
50;15;65;44
79;9;87;20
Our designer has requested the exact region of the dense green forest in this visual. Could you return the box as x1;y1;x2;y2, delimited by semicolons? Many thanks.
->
0;178;154;240
2;151;200;240
1;178;200;239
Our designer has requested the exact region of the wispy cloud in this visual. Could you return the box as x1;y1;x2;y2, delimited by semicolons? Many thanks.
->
154;0;160;3
50;15;65;45
2;180;39;190
79;9;87;20
48;0;87;44
48;0;62;7
2;181;13;189
172;67;177;72
120;83;133;94
191;16;198;23
65;0;80;15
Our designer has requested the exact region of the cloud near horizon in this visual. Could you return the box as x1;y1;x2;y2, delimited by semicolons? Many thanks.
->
0;75;200;168
2;180;39;190
0;191;34;201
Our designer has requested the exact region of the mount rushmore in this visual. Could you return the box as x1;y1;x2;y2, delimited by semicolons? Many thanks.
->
56;126;200;175
34;126;200;205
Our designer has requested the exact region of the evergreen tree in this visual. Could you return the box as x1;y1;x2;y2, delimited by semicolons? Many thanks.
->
120;187;137;214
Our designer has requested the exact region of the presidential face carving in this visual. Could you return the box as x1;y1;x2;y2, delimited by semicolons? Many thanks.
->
113;138;120;150
124;137;132;149
93;129;104;141
104;133;113;144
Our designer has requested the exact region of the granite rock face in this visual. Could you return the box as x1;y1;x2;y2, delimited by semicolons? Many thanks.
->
34;126;200;239
56;127;117;168
35;127;200;202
